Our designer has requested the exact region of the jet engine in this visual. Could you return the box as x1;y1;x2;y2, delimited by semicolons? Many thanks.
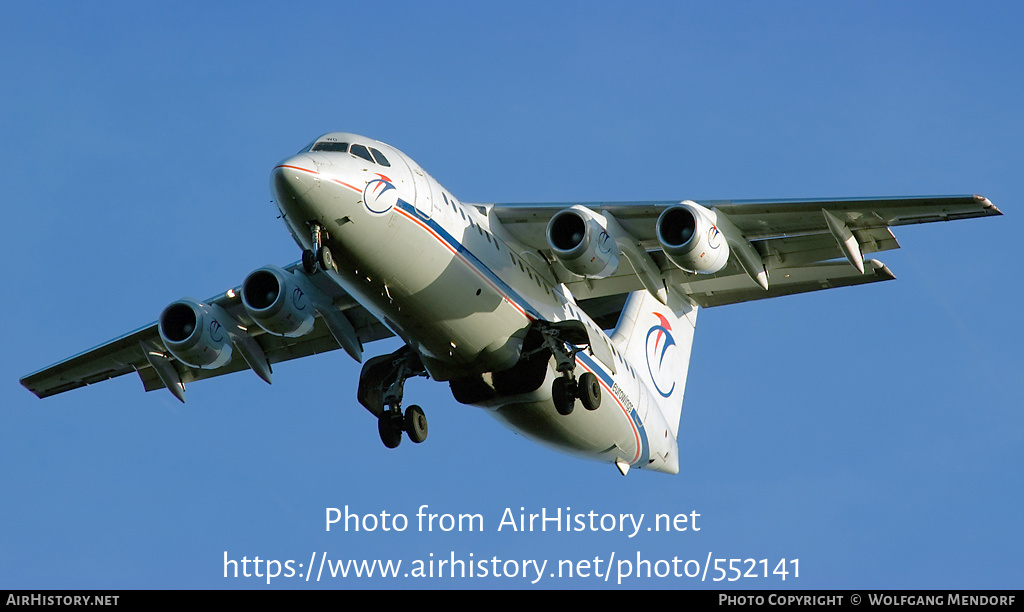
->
158;299;233;369
545;206;619;278
656;202;730;274
241;265;316;337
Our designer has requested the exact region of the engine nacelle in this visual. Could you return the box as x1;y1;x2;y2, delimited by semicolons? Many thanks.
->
656;202;730;274
241;265;316;337
545;205;619;278
158;299;233;369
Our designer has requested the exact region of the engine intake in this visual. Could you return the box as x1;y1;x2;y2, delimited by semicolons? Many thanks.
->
545;206;619;278
241;266;315;337
656;202;729;274
158;299;233;369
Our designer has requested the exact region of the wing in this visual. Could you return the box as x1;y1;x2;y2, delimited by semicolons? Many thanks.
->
491;195;1001;320
20;262;394;401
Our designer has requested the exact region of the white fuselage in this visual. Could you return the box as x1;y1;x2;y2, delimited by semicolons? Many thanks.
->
271;133;678;474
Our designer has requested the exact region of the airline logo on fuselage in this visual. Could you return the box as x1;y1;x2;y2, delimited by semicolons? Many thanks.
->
645;312;677;398
363;174;398;215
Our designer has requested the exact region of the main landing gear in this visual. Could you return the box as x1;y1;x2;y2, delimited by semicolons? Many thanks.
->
537;322;602;416
301;223;334;274
357;346;430;448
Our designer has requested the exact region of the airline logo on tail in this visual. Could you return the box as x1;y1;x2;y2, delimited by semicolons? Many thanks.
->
645;312;677;398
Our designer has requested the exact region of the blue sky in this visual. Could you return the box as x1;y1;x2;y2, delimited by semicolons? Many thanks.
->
1;1;1021;589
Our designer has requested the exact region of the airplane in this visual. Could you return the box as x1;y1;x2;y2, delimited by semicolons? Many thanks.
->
19;132;1002;475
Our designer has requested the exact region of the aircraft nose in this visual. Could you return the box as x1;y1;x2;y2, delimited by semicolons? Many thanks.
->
272;156;318;202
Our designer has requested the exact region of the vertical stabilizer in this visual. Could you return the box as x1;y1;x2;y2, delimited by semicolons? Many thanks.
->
610;290;698;438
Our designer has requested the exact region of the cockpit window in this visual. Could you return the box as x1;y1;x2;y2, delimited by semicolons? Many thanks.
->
349;144;374;163
302;137;391;167
370;147;391;167
312;141;349;153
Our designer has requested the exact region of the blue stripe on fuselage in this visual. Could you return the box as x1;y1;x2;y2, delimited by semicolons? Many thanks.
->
394;199;651;467
395;200;542;319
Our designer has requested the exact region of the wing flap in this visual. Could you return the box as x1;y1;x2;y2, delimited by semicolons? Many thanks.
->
757;226;899;269
676;259;896;308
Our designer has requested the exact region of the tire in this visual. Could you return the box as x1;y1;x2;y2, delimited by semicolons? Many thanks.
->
378;414;402;448
301;249;317;274
578;372;601;411
317;245;334;271
404;405;428;444
552;377;575;416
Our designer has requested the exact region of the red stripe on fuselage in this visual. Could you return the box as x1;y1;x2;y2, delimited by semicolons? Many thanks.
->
332;178;364;193
274;164;318;174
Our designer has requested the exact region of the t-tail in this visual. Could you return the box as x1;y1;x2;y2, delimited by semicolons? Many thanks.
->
610;290;698;442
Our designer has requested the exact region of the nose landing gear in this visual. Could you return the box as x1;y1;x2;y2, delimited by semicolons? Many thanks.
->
302;223;334;274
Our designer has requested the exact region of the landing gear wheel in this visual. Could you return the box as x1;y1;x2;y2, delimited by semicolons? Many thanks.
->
301;249;317;274
359;346;430;449
552;377;576;416
317;245;334;271
404;405;428;443
578;372;601;411
378;413;402;449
